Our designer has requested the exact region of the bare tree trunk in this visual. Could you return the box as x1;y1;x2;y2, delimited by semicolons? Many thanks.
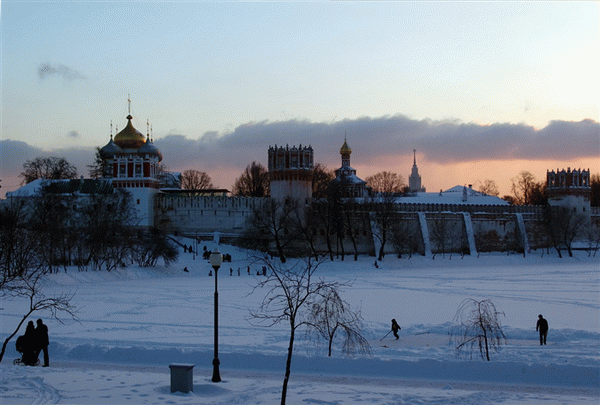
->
0;310;33;362
281;324;295;405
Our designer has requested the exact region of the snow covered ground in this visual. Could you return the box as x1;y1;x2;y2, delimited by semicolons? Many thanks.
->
1;241;598;404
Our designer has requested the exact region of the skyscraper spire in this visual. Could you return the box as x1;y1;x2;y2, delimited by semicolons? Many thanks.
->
409;149;425;192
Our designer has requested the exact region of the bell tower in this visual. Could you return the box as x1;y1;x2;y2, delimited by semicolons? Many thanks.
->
99;99;163;227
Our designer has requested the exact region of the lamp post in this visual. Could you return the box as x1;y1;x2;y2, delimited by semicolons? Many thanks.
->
209;249;223;382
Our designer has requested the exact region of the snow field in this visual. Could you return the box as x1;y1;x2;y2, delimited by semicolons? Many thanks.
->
1;242;598;404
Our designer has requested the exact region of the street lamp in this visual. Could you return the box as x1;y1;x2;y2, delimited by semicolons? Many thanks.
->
209;248;223;382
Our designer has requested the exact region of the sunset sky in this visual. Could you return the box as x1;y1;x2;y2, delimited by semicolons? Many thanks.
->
1;1;598;198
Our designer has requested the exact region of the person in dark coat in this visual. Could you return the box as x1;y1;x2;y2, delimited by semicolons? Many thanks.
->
536;314;548;345
20;321;38;366
391;319;401;340
35;319;50;367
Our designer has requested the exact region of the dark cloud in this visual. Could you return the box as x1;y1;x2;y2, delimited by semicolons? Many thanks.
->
188;115;598;167
38;63;86;81
0;140;93;195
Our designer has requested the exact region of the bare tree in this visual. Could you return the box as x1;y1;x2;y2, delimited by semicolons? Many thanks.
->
342;202;362;261
429;212;453;259
585;223;600;257
511;171;546;205
365;171;405;194
249;255;347;405
180;169;214;190
76;190;138;271
305;287;371;357
478;179;499;196
239;198;305;263
20;156;78;185
511;171;536;205
369;195;398;261
391;214;417;258
501;195;516;205
88;147;111;179
0;198;39;287
312;199;336;261
450;298;507;361
288;203;320;259
232;162;269;197
0;268;78;362
133;227;179;267
312;163;335;199
29;192;72;274
544;206;588;258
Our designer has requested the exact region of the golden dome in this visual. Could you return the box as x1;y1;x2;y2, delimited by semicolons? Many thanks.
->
113;115;146;149
340;139;352;155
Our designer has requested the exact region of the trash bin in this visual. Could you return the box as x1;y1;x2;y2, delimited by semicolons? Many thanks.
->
169;363;194;393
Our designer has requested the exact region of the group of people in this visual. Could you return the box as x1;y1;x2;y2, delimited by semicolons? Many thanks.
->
387;315;550;345
16;319;49;367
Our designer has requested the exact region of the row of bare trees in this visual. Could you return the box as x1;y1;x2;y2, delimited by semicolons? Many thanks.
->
239;191;598;262
0;187;178;362
0;195;80;362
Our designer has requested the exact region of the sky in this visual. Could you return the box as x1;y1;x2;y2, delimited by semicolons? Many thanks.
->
1;1;599;198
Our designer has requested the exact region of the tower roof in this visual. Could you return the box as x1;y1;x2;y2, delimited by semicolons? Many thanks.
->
114;115;146;149
138;135;163;162
99;135;123;158
340;140;352;155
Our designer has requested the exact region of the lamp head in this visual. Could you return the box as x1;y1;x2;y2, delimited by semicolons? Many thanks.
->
210;249;223;269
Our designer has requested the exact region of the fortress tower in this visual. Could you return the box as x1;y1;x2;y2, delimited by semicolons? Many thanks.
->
546;167;591;220
268;144;314;202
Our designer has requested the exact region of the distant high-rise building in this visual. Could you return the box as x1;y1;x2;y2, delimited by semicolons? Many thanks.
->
409;149;426;193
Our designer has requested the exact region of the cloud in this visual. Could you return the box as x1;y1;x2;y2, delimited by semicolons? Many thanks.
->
38;63;86;81
68;131;81;139
2;116;598;196
0;140;94;194
180;115;599;167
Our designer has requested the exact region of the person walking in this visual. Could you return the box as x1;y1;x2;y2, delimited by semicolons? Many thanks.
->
536;314;548;345
35;319;50;367
391;319;401;340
